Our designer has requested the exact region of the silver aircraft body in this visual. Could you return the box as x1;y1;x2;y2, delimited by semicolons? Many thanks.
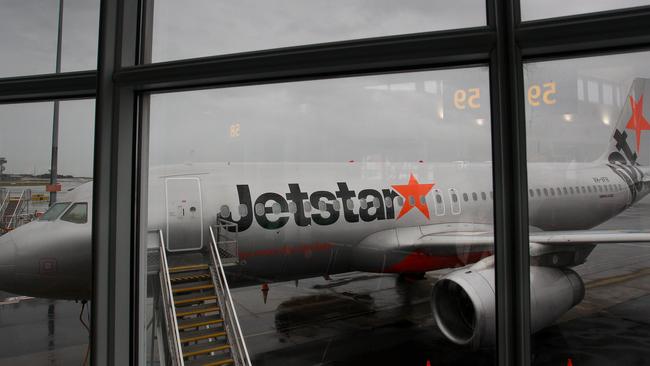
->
1;78;650;348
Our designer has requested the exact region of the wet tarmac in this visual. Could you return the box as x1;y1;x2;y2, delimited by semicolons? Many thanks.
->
1;197;649;365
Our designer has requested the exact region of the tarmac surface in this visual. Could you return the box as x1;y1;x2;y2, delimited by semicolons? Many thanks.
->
0;197;649;366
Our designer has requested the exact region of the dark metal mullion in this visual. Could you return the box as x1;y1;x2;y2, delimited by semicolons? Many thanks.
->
92;0;140;365
518;6;650;58
0;71;96;104
114;29;494;92
489;0;531;365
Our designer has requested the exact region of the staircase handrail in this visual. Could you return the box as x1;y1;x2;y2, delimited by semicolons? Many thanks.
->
0;190;8;215
209;226;252;366
6;190;26;229
156;230;184;366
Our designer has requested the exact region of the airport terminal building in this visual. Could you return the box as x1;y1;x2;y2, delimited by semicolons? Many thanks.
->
1;1;650;365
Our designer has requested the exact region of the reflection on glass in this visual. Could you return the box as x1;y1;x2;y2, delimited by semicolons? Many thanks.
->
521;0;650;21
0;0;100;77
0;101;94;364
151;0;486;62
524;53;650;365
40;202;71;221
144;69;497;365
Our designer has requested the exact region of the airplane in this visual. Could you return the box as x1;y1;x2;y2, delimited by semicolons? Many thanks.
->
1;78;650;350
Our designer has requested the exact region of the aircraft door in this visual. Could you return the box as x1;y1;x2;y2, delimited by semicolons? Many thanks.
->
165;177;204;252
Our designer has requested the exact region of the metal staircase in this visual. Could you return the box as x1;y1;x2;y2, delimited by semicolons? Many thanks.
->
157;225;251;366
0;189;31;232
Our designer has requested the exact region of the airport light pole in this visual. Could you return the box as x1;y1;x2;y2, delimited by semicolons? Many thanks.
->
49;0;64;206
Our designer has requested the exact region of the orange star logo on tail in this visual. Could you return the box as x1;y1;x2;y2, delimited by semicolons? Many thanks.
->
626;95;650;153
391;174;435;219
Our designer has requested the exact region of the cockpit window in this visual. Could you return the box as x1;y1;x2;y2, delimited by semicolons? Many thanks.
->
39;202;71;221
61;203;88;224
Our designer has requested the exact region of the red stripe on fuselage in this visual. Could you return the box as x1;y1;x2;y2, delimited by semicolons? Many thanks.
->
385;250;492;273
239;242;334;260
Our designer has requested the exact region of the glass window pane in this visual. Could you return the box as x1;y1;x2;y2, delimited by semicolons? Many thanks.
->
524;52;650;365
40;202;71;221
61;203;88;224
151;0;486;63
0;0;100;77
521;0;650;21
0;100;94;364
144;68;495;364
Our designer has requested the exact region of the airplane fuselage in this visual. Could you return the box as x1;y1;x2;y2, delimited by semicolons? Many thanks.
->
146;161;649;282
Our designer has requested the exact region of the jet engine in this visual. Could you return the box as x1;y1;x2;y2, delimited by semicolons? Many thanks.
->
431;264;584;349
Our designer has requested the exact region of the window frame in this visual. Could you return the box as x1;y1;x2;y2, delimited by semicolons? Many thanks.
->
1;1;649;365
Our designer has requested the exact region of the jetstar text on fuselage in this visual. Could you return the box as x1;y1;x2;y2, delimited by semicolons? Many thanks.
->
220;174;436;232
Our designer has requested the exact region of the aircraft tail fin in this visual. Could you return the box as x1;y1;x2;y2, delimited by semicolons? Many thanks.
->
599;78;650;166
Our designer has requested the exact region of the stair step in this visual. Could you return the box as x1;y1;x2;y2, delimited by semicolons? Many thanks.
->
180;328;227;343
170;271;211;284
174;293;217;306
169;264;209;273
185;354;234;366
172;281;214;294
183;343;230;358
176;304;220;318
178;315;223;330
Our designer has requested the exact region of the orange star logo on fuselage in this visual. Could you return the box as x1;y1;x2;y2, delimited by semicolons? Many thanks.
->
391;174;435;219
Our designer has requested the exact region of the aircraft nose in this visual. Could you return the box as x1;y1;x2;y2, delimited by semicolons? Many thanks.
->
0;233;17;293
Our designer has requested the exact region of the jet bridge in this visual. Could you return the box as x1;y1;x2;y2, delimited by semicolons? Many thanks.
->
151;219;250;366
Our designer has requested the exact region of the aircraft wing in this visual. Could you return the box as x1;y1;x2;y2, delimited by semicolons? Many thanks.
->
415;229;650;247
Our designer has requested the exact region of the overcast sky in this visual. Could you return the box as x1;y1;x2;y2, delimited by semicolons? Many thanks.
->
1;1;650;177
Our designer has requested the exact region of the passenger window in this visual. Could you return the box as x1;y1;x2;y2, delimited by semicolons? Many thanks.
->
255;203;265;215
373;197;381;207
61;203;88;224
543;188;548;196
239;204;249;216
396;196;404;206
346;198;355;210
39;202;71;221
581;186;586;194
563;187;568;195
318;200;327;211
408;196;415;205
304;201;312;213
332;200;341;211
598;185;603;192
481;192;486;200
489;191;493;200
360;199;368;209
529;189;534;197
463;193;469;202
384;197;392;208
536;188;542;196
220;205;230;217
272;202;281;214
452;193;458;203
288;202;297;214
472;192;478;201
587;186;592;193
569;187;574;194
436;195;443;204
550;188;555;196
